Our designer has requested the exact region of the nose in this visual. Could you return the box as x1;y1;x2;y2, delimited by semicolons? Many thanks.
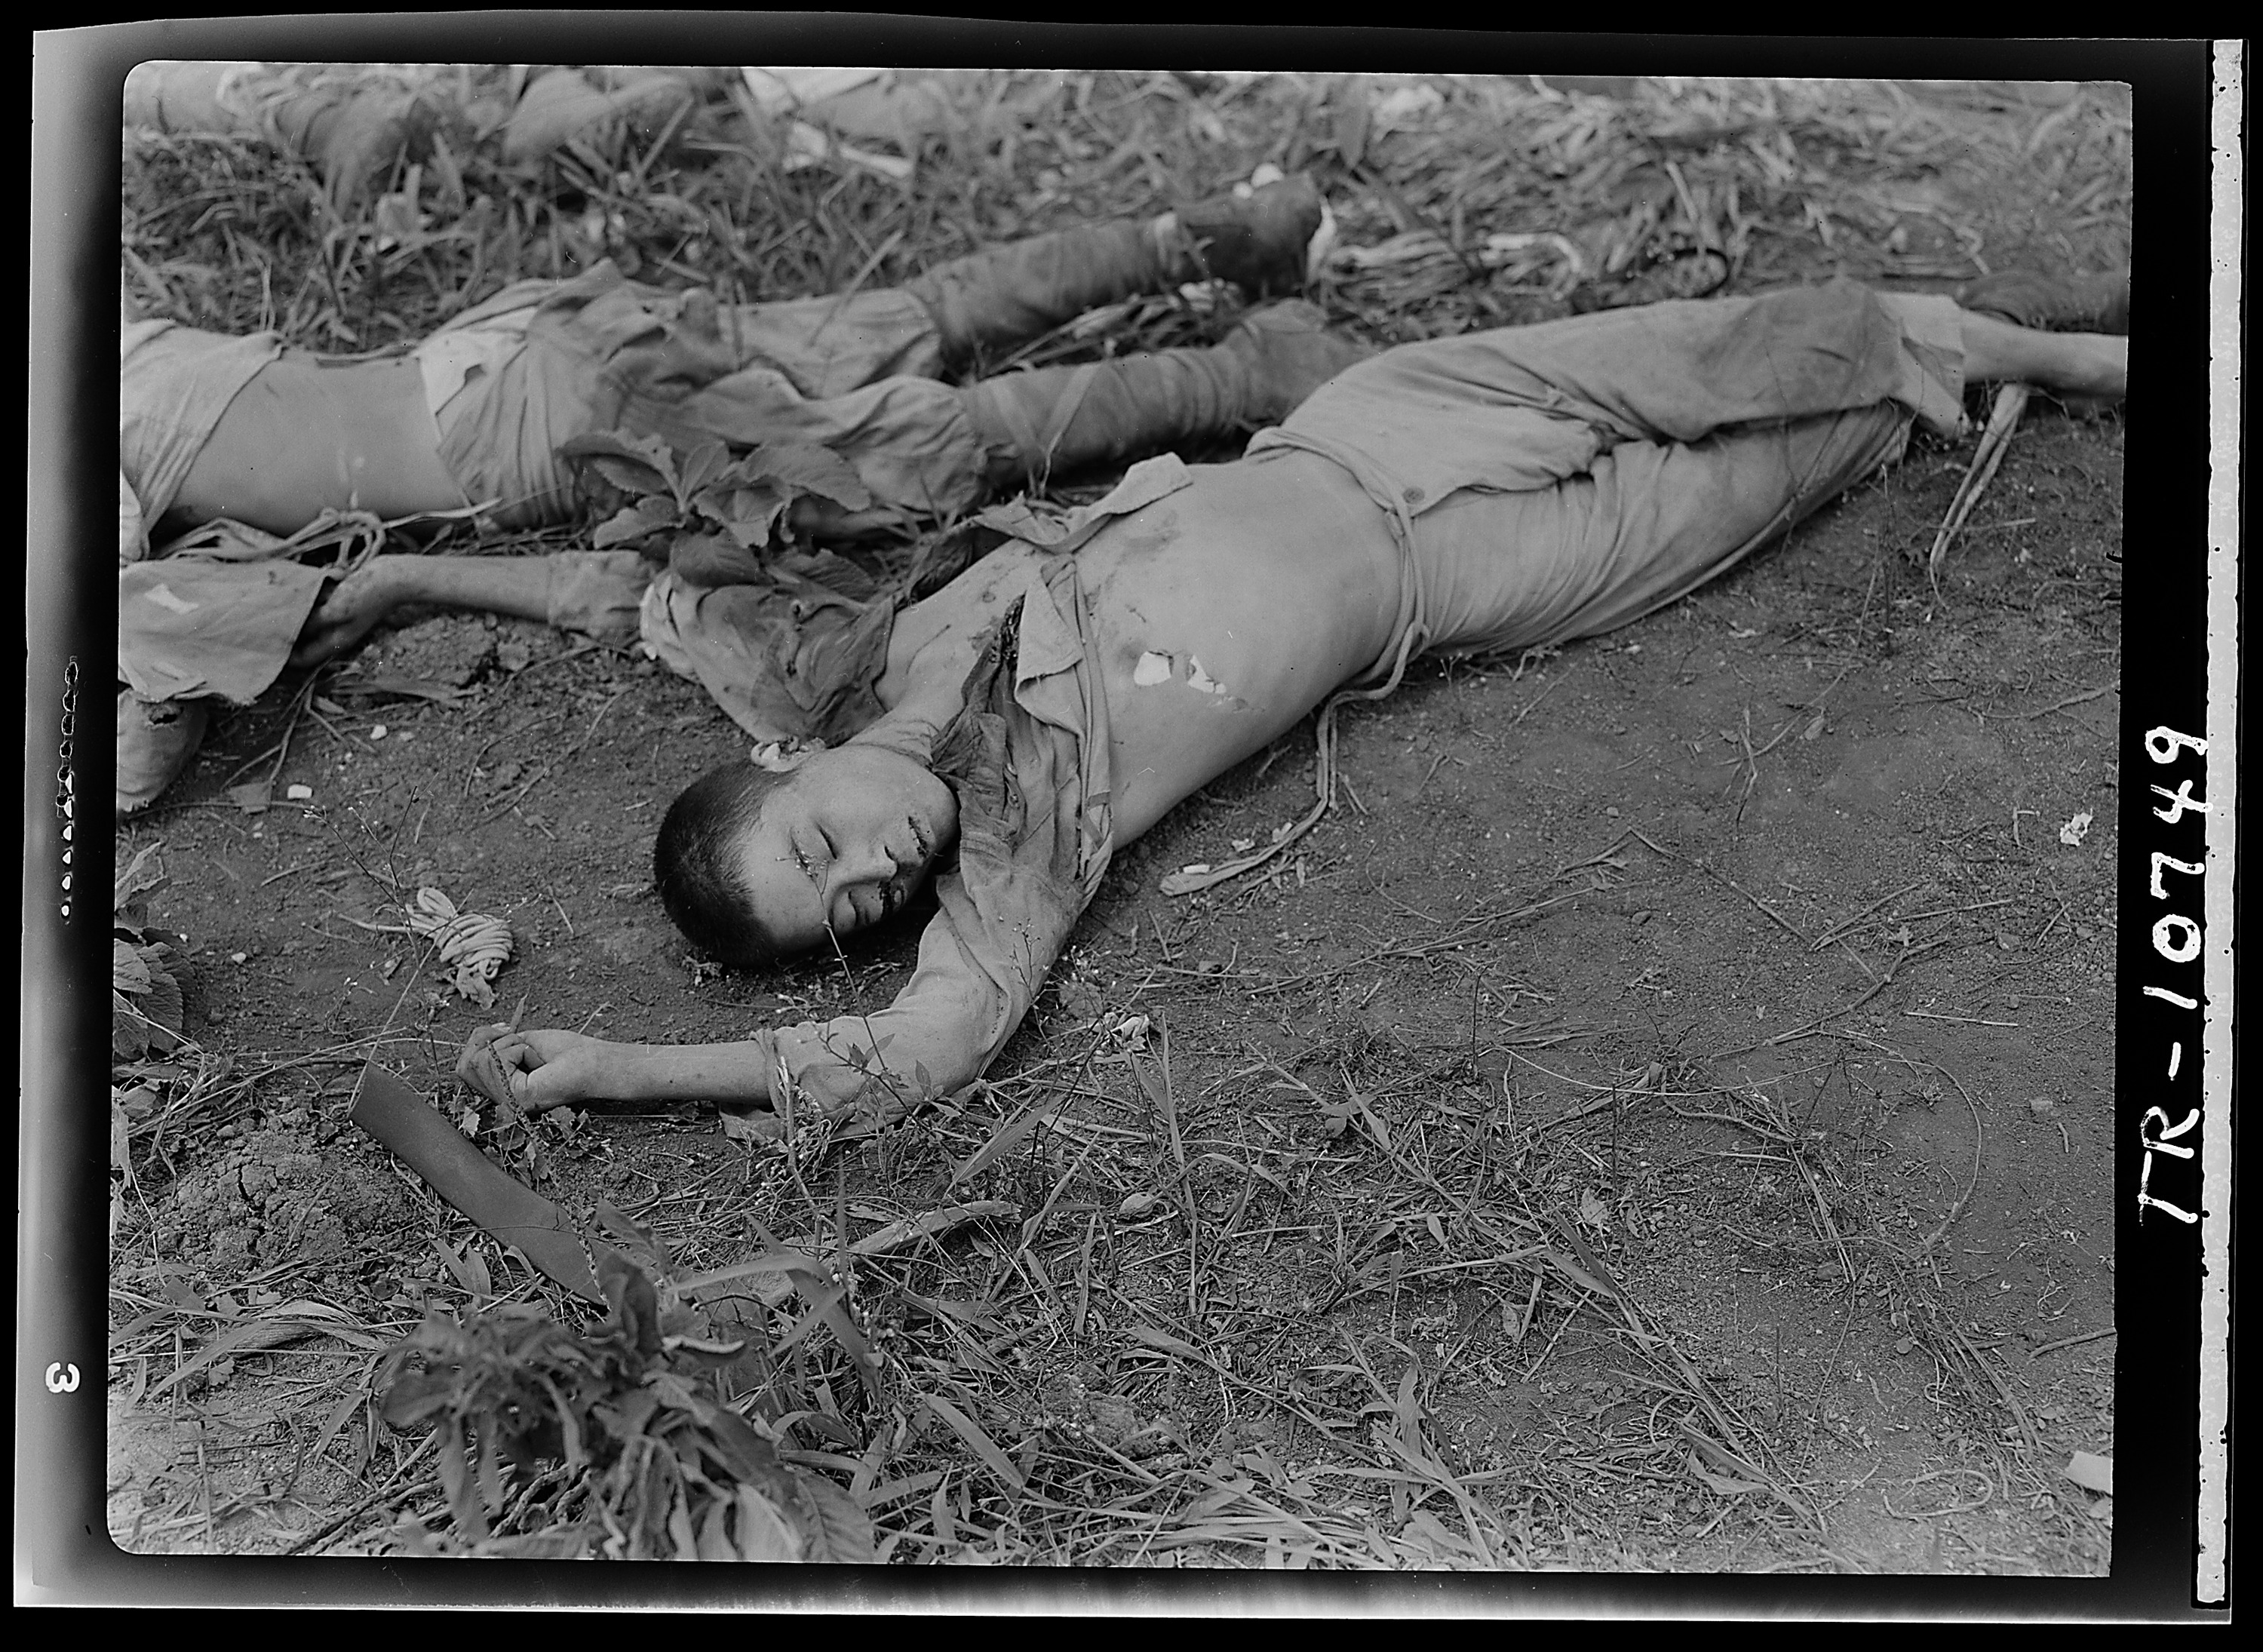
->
825;840;896;902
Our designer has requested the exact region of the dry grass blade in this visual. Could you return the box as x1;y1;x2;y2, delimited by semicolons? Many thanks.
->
1930;383;2032;579
921;1394;1027;1497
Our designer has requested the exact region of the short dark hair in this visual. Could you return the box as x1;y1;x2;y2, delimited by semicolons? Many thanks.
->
655;760;794;967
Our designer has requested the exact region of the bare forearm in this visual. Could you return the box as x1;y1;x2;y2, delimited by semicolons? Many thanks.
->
299;548;646;668
589;1037;776;1105
361;552;558;622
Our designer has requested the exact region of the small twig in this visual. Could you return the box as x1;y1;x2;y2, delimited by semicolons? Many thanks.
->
1706;935;1951;1062
1943;1319;2039;1455
2022;685;2114;719
280;1433;439;1555
1915;1065;1986;1259
1664;1101;1795;1146
2030;1326;2116;1361
1930;382;2031;579
1509;667;1573;726
505;638;615;681
1811;879;1925;952
1691;858;1810;944
1892;897;2016;928
1904;1009;2018;1027
220;675;322;788
812;224;907;342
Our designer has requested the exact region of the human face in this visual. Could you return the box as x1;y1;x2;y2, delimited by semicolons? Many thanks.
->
734;745;958;953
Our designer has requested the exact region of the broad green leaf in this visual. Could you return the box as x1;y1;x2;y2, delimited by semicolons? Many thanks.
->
744;441;874;510
113;841;168;913
435;1423;490;1540
476;1407;506;1514
695;1497;737;1561
112;939;154;996
669;533;768;589
560;430;678;497
378;1367;456;1429
668;1493;701;1559
735;1485;805;1561
597;1249;663;1360
112;996;151;1064
722;511;785;550
788;1466;879;1563
694;1407;784;1485
676;438;732;498
699;481;778;523
595;1386;661;1442
592;496;680;548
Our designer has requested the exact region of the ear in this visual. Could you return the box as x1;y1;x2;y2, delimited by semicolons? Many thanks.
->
748;738;824;774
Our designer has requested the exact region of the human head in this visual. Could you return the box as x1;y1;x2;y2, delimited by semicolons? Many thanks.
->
655;743;958;965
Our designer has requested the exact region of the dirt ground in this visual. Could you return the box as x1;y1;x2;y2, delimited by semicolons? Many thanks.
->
107;409;2124;1571
105;71;2127;1573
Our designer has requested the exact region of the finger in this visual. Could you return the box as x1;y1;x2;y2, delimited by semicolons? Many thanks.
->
457;1043;516;1108
291;600;382;668
289;628;345;670
453;1031;492;1081
512;1066;564;1113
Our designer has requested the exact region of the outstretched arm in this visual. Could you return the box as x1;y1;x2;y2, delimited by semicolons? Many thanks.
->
459;870;1049;1123
457;1024;777;1112
293;548;647;665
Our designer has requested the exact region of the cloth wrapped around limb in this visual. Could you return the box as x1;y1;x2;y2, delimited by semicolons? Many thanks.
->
903;174;1327;364
959;300;1371;490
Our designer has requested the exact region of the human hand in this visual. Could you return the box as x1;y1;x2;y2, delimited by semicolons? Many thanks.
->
292;560;401;667
456;1024;618;1112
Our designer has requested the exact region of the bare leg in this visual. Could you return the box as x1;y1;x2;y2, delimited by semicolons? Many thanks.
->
1870;291;2126;399
1866;295;2129;401
1954;309;2126;397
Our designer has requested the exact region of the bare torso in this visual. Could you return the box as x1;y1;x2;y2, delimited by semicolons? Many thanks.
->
170;353;464;535
873;450;1402;840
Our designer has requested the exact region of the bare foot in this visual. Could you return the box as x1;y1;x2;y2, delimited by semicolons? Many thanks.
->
291;560;401;667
